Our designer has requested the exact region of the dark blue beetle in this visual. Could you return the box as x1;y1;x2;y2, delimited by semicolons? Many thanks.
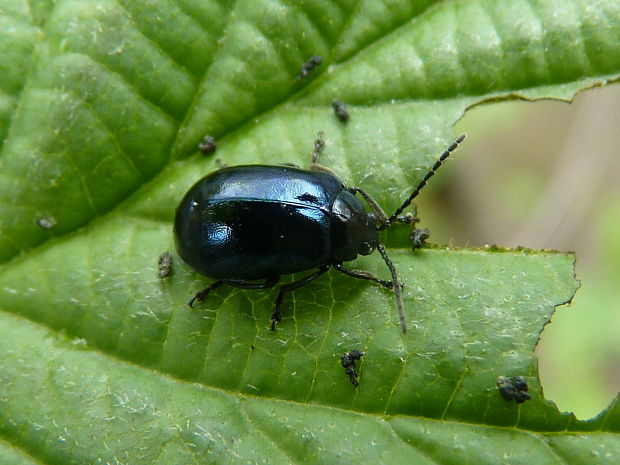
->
174;133;464;333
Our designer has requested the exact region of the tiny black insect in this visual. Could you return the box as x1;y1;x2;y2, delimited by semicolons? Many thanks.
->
514;391;531;403
198;135;217;155
331;99;349;122
496;376;516;401
297;55;322;80
174;132;465;332
410;228;430;250
511;376;528;392
497;376;531;404
158;251;173;278
36;216;57;230
341;350;364;387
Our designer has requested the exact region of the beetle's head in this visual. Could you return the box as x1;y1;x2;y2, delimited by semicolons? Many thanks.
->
331;191;378;262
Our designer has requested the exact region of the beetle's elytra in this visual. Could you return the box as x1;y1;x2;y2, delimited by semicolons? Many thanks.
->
174;133;465;333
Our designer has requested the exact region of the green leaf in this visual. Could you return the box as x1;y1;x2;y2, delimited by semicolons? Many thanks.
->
0;0;618;463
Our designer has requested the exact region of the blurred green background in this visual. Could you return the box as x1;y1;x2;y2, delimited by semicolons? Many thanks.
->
415;83;620;420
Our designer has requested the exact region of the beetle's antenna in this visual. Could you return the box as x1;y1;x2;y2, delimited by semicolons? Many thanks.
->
376;242;406;334
379;134;465;230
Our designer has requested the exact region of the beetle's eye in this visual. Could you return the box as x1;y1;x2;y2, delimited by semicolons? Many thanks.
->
358;241;374;255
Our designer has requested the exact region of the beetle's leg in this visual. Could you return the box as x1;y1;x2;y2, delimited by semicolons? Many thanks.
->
352;187;422;226
223;276;280;290
308;131;339;175
271;265;330;330
376;242;406;334
395;213;419;224
189;277;280;308
348;186;389;224
188;281;224;307
350;188;429;250
310;163;339;176
333;263;393;289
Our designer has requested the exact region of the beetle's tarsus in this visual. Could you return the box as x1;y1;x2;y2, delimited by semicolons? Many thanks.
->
271;293;284;330
188;280;224;307
377;242;406;334
396;213;419;224
269;314;280;331
269;266;329;330
333;263;393;289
